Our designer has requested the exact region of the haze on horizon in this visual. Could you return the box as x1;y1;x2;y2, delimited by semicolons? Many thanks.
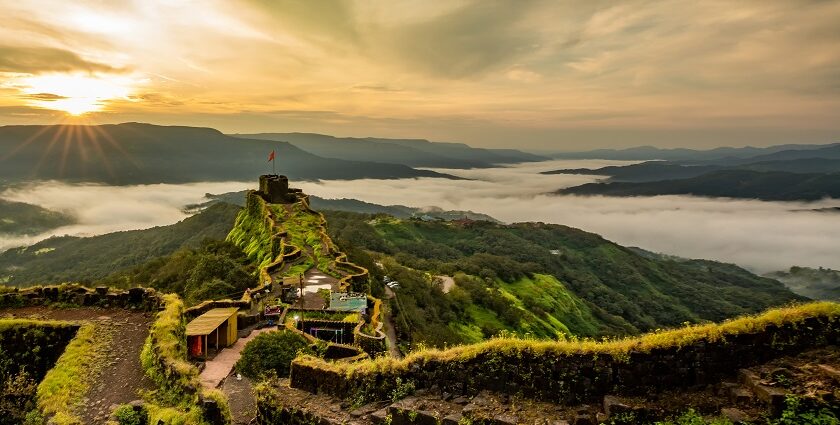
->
1;0;838;150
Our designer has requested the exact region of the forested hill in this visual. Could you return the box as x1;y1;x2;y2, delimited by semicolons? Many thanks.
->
233;132;548;169
0;123;454;185
324;211;804;346
0;202;241;285
556;170;840;201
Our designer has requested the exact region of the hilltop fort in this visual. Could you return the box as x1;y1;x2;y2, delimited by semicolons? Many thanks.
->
0;175;837;425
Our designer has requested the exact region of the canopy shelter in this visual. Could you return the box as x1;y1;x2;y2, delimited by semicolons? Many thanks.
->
186;307;239;360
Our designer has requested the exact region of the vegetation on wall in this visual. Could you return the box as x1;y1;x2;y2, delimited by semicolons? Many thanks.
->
292;302;840;404
139;294;209;425
36;323;103;425
0;320;77;425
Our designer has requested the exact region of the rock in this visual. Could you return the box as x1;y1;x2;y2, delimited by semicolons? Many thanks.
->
817;364;840;383
452;396;470;405
753;384;786;410
721;407;750;424
442;414;463;425
368;408;388;424
770;367;794;382
718;382;739;396
603;395;631;417
573;413;594;425
728;387;753;405
493;413;518;425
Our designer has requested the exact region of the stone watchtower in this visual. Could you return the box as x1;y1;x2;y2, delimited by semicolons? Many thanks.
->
258;174;301;203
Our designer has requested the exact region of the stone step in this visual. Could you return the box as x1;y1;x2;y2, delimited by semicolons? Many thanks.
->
721;407;752;424
817;364;840;383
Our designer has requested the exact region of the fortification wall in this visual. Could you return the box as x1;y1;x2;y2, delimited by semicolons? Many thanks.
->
0;320;79;381
289;304;840;405
0;284;162;310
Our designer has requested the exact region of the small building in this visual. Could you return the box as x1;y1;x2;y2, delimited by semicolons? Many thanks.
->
186;307;239;359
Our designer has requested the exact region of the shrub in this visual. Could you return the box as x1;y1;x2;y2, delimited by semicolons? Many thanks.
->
236;330;313;379
773;395;838;425
113;404;148;425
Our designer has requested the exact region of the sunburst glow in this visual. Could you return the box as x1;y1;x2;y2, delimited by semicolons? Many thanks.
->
18;74;137;116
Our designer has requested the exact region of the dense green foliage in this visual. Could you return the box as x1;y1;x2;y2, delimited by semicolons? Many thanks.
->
0;203;241;287
766;266;840;301
558;169;840;201
324;211;803;346
235;331;313;379
113;404;148;425
0;199;74;236
98;239;256;305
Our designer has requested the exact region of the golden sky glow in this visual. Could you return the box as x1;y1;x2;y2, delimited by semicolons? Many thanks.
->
0;0;838;149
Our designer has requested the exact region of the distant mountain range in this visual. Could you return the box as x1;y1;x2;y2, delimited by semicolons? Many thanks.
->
547;142;840;201
550;142;839;162
544;158;840;183
232;132;548;169
0;123;469;185
558;170;840;201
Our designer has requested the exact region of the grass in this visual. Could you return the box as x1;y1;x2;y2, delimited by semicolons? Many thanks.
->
297;301;840;375
36;323;106;425
0;318;74;332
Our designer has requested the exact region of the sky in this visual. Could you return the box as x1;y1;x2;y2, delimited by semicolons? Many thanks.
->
0;0;839;149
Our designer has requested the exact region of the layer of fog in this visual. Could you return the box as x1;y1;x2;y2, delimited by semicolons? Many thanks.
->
1;159;838;274
0;180;252;252
294;160;840;273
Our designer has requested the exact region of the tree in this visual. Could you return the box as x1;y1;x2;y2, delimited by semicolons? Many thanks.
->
235;331;313;379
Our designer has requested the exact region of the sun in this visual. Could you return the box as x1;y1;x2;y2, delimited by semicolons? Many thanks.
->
18;73;136;116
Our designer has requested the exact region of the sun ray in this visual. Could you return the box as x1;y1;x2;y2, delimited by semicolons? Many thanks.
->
32;124;69;178
90;124;139;169
81;124;117;180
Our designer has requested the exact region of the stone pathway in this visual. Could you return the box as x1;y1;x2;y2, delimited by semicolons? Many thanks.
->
222;373;258;425
200;326;277;390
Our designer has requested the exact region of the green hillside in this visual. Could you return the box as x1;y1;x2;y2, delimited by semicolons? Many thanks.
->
0;202;241;286
0;199;75;236
765;266;840;301
324;211;804;346
558;170;840;201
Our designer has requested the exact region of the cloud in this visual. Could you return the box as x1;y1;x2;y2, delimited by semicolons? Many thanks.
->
380;1;542;78
0;180;251;252
1;1;839;149
292;160;840;273
0;45;121;74
2;162;840;274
